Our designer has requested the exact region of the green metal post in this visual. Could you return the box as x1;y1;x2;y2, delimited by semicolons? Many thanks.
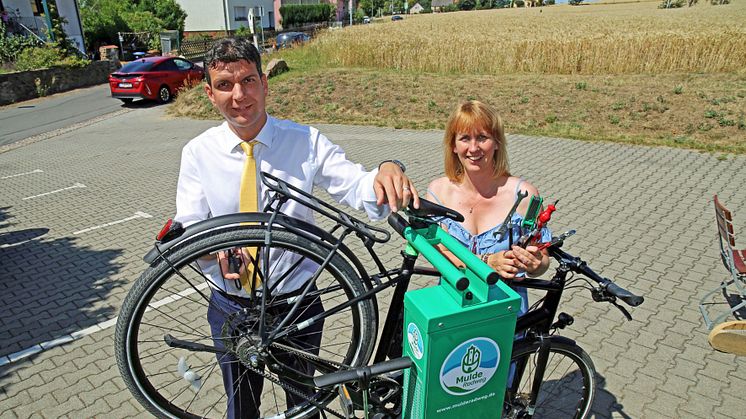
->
41;0;54;42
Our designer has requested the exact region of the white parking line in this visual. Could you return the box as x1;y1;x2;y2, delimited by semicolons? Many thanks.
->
1;169;43;180
22;183;86;200
73;211;153;235
0;238;43;249
0;283;211;367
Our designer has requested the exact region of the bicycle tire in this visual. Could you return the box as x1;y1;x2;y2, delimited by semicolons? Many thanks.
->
504;339;596;419
115;226;378;418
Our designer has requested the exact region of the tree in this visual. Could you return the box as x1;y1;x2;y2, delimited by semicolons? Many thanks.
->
134;0;187;34
359;0;375;15
79;0;131;49
79;0;186;51
458;0;477;10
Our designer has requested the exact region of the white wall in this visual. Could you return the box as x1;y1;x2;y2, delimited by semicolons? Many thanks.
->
179;0;228;32
57;0;85;53
175;0;275;32
227;0;276;30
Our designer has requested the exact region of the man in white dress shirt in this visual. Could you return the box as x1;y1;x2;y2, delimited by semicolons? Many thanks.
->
174;37;419;418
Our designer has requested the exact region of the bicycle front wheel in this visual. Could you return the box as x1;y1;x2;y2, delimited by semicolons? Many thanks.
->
114;226;378;418
504;339;596;419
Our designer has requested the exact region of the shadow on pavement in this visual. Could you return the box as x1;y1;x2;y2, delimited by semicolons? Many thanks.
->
591;372;632;419
120;99;166;109
0;214;125;363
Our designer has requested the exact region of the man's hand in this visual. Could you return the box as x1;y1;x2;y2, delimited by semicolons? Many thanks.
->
217;248;249;280
374;162;420;212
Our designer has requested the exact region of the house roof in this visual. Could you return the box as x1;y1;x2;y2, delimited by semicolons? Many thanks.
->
431;0;454;6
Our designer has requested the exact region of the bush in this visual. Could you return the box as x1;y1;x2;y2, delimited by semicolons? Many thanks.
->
658;0;685;7
568;0;584;4
544;0;555;5
13;46;89;71
234;24;254;38
458;0;477;10
280;4;335;27
0;22;41;64
353;8;366;23
14;47;62;71
514;0;525;6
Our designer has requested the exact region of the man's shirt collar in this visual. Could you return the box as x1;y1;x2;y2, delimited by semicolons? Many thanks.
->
221;114;275;153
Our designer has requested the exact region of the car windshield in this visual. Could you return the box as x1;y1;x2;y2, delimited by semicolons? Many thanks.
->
118;60;156;73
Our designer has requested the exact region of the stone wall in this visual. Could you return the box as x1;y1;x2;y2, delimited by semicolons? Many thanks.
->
0;61;119;106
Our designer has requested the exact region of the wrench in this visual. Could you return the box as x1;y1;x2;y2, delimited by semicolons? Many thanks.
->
494;190;529;241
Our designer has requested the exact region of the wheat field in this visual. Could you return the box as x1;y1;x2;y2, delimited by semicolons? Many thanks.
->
306;1;746;74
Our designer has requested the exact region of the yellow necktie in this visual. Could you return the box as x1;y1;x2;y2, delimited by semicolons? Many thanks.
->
239;141;258;213
238;141;260;291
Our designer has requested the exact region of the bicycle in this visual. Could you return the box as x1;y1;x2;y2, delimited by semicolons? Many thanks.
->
115;172;644;419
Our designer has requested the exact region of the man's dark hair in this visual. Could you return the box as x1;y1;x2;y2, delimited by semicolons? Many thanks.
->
204;37;262;86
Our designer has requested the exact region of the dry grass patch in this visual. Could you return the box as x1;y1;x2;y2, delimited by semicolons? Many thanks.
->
170;1;746;153
172;69;745;153
310;1;746;74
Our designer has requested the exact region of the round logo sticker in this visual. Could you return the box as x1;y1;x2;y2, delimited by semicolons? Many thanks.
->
439;337;499;395
407;323;424;360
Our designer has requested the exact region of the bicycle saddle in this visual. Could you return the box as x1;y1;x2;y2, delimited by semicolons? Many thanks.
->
407;198;465;222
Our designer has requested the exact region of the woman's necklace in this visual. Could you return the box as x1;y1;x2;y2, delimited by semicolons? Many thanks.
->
466;186;497;214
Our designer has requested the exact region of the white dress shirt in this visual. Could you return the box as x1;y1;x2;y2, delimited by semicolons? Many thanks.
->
175;115;388;295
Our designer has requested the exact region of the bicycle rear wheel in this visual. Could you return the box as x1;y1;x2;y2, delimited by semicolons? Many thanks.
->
504;339;596;419
115;226;377;418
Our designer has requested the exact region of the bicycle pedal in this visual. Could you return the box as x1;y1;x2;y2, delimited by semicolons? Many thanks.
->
336;384;355;418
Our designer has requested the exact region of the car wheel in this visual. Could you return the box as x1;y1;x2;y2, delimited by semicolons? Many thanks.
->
157;85;171;103
119;98;134;105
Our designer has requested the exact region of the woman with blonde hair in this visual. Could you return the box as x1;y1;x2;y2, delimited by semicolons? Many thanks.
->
427;100;550;315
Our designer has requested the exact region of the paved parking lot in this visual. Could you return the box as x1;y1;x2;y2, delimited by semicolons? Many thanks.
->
0;106;745;417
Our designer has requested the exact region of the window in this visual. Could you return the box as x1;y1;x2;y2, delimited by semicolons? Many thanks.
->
154;60;178;72
174;59;192;71
234;6;247;21
118;61;156;73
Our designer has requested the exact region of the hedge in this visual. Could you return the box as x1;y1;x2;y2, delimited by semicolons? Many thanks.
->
279;4;335;27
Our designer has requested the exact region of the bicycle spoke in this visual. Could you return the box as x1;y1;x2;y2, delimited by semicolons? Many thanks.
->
117;227;375;419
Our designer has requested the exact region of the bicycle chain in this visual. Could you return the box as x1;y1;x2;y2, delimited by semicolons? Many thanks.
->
241;358;347;419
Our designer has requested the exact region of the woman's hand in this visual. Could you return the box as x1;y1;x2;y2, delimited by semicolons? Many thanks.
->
486;250;521;280
510;245;549;277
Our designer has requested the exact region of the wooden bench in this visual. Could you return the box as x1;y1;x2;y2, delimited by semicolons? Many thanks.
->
699;195;746;330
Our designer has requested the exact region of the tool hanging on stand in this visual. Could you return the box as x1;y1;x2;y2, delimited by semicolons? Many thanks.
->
516;200;558;248
494;190;529;244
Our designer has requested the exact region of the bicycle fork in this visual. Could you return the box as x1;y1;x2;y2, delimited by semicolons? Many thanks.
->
510;335;552;418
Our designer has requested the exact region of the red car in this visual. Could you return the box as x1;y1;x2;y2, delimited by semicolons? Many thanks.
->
109;56;204;104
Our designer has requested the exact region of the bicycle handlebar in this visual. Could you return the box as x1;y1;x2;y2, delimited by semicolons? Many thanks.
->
548;246;644;307
313;357;413;389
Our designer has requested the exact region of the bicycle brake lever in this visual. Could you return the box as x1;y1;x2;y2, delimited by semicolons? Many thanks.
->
611;301;632;321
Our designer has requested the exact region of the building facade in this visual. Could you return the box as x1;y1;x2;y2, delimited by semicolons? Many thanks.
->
1;0;85;53
176;0;276;35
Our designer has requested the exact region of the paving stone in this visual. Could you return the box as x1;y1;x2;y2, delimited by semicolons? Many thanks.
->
678;395;722;419
2;110;746;417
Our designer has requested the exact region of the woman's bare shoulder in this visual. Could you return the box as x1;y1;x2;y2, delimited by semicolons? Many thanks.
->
427;177;451;194
513;177;539;196
426;177;458;202
511;176;540;214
